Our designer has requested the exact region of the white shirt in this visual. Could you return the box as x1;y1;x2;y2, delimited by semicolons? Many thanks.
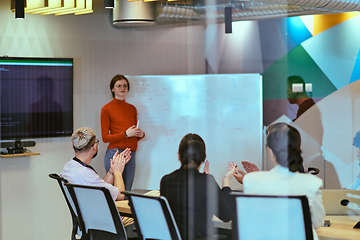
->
60;159;119;201
243;165;325;240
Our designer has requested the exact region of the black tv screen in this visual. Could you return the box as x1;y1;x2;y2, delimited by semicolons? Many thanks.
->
0;57;73;140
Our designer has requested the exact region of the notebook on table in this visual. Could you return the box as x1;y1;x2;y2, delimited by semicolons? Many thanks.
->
322;189;360;215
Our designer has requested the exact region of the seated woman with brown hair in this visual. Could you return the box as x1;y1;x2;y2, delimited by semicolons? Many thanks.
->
160;133;237;240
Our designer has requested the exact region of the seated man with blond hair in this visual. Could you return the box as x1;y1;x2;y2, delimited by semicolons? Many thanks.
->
61;127;131;201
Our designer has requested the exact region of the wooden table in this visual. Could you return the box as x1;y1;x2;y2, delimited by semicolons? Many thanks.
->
317;215;360;240
115;200;132;217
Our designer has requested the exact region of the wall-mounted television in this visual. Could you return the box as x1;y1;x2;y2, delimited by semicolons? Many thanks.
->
0;57;73;141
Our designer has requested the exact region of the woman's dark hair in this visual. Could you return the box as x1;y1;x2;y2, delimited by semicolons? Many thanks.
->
110;75;130;98
266;122;303;172
178;133;206;167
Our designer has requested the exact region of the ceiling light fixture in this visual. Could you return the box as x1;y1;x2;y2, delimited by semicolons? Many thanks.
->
10;0;93;16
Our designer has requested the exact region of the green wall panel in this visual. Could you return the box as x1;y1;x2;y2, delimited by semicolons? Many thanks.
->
263;45;337;100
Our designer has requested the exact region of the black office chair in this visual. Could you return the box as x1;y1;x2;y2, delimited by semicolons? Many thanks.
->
232;194;313;240
65;183;127;240
49;173;84;240
123;191;182;240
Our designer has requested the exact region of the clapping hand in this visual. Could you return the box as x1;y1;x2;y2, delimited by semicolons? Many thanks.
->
227;162;245;184
110;148;131;173
241;161;259;173
224;162;238;180
232;161;259;184
222;162;238;187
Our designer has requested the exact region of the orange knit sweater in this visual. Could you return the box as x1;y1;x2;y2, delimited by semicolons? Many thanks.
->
101;98;143;151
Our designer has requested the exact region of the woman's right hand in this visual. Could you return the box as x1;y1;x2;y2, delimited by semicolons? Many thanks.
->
125;125;143;138
226;162;248;184
225;162;238;180
222;162;238;187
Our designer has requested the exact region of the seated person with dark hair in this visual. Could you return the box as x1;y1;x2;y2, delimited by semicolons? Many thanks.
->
231;123;325;240
160;133;237;240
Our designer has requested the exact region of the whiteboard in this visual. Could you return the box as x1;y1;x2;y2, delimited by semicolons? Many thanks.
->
126;74;263;190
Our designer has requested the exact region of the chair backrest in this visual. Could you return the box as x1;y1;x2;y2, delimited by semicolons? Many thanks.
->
123;191;182;240
65;183;127;240
232;194;313;240
48;173;83;240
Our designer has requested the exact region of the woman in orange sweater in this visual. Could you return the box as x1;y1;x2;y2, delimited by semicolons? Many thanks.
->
101;75;145;191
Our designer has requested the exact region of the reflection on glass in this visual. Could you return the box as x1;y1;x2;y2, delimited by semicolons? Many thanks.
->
348;132;360;190
287;76;318;123
287;75;341;188
27;76;64;136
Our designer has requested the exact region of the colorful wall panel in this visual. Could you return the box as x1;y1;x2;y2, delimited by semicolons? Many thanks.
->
206;12;360;189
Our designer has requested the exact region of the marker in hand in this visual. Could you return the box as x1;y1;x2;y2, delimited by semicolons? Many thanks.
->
136;120;140;128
